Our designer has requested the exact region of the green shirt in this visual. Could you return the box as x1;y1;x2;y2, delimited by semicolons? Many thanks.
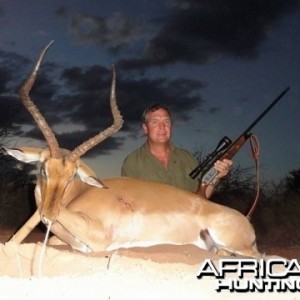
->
121;143;199;192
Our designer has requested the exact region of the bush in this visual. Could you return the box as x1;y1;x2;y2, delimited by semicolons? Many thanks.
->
0;152;36;228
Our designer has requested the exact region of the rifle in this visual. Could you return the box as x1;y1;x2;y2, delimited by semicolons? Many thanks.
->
190;87;290;202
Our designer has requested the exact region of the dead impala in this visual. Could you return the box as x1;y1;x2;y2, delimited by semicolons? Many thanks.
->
4;42;260;258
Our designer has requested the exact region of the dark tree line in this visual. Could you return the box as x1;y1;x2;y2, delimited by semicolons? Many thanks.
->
0;148;36;228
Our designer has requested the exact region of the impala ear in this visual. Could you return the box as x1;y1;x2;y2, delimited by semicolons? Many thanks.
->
77;161;107;189
4;147;43;163
79;174;108;189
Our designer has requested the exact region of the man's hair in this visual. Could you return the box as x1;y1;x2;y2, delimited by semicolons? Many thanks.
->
142;104;172;123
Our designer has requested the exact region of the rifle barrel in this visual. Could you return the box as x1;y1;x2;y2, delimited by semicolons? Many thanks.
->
242;87;290;135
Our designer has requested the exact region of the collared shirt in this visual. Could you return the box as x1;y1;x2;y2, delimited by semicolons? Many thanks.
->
121;143;199;192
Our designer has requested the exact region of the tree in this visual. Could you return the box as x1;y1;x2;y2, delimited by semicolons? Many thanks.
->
284;169;300;194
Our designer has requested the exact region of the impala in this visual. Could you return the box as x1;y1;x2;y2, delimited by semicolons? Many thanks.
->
5;42;260;258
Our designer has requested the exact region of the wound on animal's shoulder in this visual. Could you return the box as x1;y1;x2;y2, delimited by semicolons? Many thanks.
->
117;196;134;212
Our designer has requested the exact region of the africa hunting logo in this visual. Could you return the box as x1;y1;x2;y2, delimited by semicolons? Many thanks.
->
197;258;300;293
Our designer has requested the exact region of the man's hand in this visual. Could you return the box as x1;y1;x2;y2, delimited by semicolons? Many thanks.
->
214;159;233;179
197;158;233;199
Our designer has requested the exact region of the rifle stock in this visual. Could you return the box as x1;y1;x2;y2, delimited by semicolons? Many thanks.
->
220;134;250;160
191;87;290;198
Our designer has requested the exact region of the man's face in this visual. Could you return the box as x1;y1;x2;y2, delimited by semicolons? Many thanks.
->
143;108;172;143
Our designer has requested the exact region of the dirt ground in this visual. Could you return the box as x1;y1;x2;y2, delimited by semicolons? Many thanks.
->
0;228;299;300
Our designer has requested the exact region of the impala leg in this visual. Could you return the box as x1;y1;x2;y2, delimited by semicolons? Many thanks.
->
55;208;106;253
46;221;92;252
216;248;236;257
48;235;68;246
200;229;217;253
200;223;260;258
200;229;237;256
8;209;40;243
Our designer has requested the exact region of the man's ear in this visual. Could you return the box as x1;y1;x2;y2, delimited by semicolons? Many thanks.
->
142;123;148;135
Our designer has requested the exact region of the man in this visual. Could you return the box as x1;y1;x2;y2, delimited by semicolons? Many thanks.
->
121;104;232;199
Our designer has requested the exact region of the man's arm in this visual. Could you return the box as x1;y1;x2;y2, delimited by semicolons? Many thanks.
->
200;159;233;199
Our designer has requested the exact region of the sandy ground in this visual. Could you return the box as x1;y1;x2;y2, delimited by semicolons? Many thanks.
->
0;229;299;300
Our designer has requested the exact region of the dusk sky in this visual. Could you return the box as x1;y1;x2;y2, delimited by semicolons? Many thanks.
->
0;0;299;184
